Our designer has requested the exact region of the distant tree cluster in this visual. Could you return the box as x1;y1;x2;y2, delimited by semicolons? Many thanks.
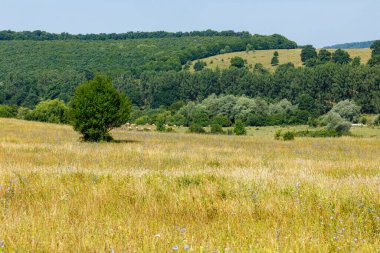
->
301;46;354;66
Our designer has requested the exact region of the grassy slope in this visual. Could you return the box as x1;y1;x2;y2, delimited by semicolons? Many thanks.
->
0;118;379;252
192;48;372;71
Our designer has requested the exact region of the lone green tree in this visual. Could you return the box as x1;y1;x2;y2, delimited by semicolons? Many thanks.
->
230;57;245;68
318;49;332;62
332;49;351;64
271;51;279;66
301;45;317;64
193;61;207;71
368;40;380;66
69;75;131;142
233;119;247;135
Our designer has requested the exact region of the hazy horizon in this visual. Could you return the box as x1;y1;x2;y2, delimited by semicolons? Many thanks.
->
1;0;379;47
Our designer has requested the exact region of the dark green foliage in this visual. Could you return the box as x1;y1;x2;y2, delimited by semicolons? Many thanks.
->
69;76;131;142
369;41;380;66
295;129;345;138
301;45;317;63
194;61;207;71
29;99;69;124
230;57;245;68
318;49;332;62
370;40;380;57
282;131;295;141
368;55;380;66
274;51;279;57
213;114;232;127
373;115;380;125
188;124;206;134
233;119;246;135
155;115;166;132
332;49;351;64
210;124;224;134
271;56;279;66
352;57;361;67
0;105;18;118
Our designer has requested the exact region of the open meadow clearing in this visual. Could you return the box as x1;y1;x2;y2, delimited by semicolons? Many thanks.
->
193;48;372;71
0;118;379;252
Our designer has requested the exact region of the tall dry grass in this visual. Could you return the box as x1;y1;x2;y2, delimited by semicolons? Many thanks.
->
0;118;379;252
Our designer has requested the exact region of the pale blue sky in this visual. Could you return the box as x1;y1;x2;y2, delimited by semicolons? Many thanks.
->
1;0;379;47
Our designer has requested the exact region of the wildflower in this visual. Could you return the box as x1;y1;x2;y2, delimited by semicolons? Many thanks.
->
173;245;179;251
184;244;190;250
110;247;114;253
0;240;4;248
180;228;187;234
154;234;161;238
333;236;338;241
354;237;358;242
330;216;334;220
225;248;230;251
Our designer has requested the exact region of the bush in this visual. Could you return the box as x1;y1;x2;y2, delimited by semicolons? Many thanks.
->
29;99;69;124
0;105;18;118
134;115;150;125
295;129;345;138
373;115;380;125
331;100;361;122
69;76;131;142
230;57;245;68
274;130;282;140
324;112;352;133
212;114;231;127
155;115;166;132
282;131;295;141
210;124;224;134
16;107;32;120
188;124;206;134
233;119;246;135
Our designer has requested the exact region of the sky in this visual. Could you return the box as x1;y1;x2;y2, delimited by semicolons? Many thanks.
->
1;0;379;47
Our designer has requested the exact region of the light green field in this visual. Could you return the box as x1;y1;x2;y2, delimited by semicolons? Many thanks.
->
0;118;379;252
192;48;372;71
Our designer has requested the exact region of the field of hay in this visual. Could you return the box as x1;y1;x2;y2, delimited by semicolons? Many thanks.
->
0;118;379;252
192;48;372;71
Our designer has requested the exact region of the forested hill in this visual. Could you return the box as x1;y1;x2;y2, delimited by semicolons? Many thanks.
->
325;40;375;49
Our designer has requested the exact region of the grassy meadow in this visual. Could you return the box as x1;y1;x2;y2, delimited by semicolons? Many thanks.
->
192;48;372;71
0;118;379;252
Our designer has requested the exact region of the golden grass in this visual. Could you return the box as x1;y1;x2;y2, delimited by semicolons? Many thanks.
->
192;48;372;71
0;118;379;252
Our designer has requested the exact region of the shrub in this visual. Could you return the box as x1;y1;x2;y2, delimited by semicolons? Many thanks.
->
69;75;131;142
29;99;69;124
274;130;282;140
16;107;32;120
230;57;245;68
170;113;186;126
282;131;295;141
0;105;18;118
155;115;166;132
210;124;224;134
193;61;207;71
134;115;150;125
324;112;352;133
188;124;206;134
373;115;380;125
295;129;345;138
212;114;231;127
233;119;247;135
331;100;361;122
